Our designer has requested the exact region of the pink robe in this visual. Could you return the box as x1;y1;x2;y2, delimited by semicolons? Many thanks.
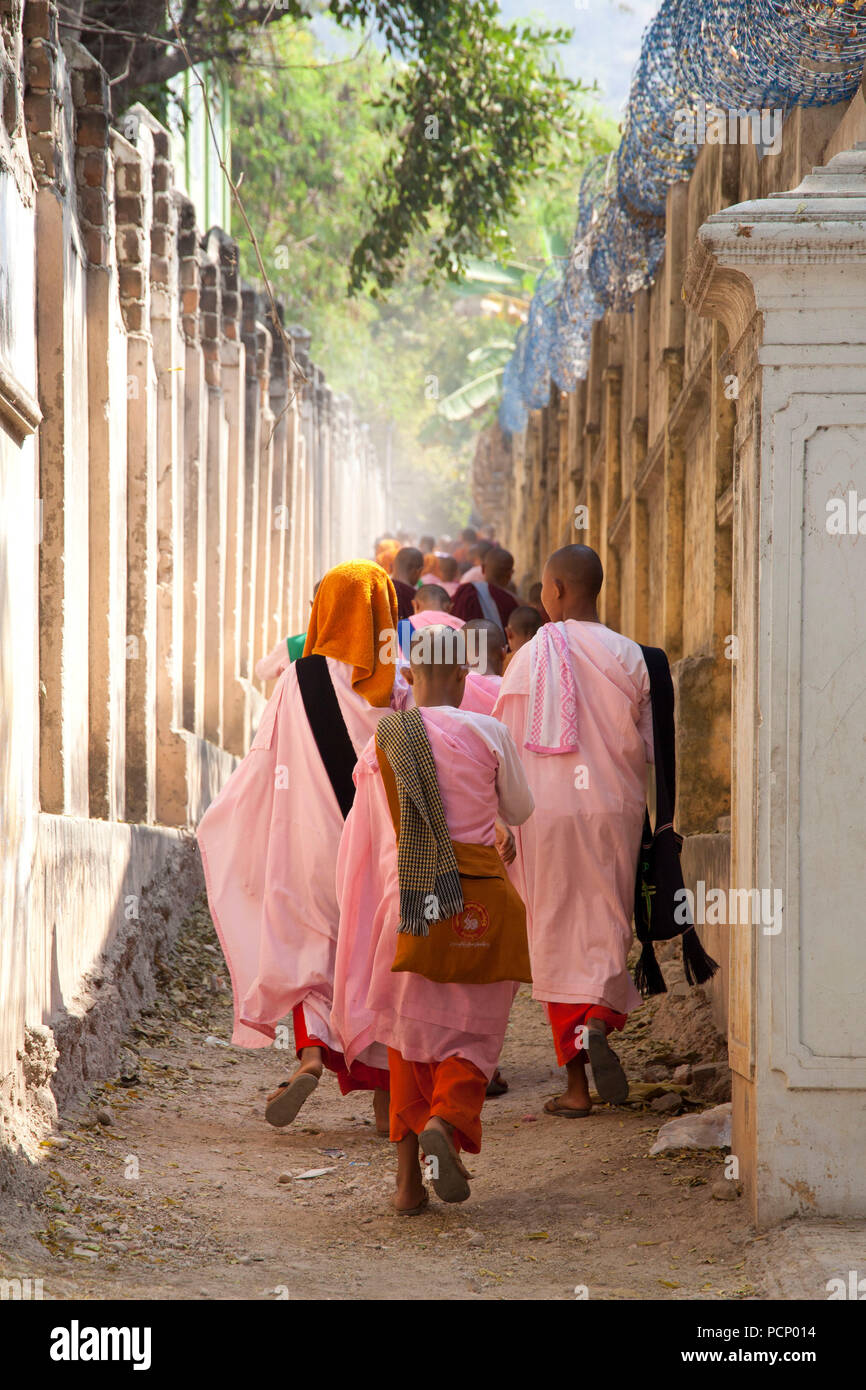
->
492;621;653;1013
198;657;409;1048
332;707;534;1078
460;671;502;716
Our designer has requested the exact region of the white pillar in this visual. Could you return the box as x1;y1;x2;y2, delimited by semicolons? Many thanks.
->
685;144;866;1226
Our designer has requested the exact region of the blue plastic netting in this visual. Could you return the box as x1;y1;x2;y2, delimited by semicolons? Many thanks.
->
500;0;866;433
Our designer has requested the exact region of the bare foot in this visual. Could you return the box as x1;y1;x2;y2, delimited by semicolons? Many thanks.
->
544;1054;593;1114
394;1132;428;1212
373;1087;390;1138
292;1046;324;1081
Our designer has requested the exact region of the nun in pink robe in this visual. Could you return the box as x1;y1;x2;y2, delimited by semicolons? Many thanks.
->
492;619;654;1064
331;704;534;1149
197;560;409;1099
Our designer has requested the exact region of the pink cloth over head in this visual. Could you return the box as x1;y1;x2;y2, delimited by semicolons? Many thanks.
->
331;706;534;1078
525;620;580;754
410;610;465;631
197;657;410;1048
493;621;653;1014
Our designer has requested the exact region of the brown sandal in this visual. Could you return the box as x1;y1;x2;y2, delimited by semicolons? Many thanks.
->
265;1072;319;1127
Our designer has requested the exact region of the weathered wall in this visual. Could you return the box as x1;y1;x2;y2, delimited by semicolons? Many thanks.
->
0;1;385;1177
490;92;866;1034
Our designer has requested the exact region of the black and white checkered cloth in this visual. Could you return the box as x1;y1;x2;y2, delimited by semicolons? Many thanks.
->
375;708;464;936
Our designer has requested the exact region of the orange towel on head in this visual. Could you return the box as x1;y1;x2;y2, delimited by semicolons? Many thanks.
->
303;560;398;708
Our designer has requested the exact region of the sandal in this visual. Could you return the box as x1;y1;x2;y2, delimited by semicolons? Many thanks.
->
586;1025;629;1104
543;1097;591;1119
485;1070;509;1098
395;1190;430;1217
419;1127;471;1204
264;1071;319;1127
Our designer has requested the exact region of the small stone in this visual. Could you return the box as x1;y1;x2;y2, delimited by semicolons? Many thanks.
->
467;1233;484;1247
572;1229;597;1242
237;1254;252;1264
96;1108;114;1126
650;1092;681;1114
277;1174;293;1184
643;1064;669;1083
710;1179;741;1202
672;1064;692;1085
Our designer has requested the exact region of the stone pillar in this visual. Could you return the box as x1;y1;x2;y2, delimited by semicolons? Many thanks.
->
240;288;262;683
684;143;866;1225
69;42;126;822
113;123;156;825
177;195;204;736
213;233;246;755
26;18;91;818
200;249;225;744
140;108;188;827
253;307;273;687
267;312;290;662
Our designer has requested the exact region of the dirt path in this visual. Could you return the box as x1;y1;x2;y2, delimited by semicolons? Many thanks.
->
2;900;768;1301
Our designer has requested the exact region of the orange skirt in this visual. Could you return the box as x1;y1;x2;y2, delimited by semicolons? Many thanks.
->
544;1002;627;1068
387;1048;488;1154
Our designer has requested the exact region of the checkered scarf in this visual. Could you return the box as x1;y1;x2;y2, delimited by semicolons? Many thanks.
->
375;709;464;936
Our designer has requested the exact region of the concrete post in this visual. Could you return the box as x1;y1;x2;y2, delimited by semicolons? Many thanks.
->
684;142;866;1225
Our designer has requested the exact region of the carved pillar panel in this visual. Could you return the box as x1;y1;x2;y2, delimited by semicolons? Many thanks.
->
684;143;866;1226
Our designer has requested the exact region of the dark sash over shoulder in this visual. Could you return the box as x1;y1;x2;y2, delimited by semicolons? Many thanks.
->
294;654;357;820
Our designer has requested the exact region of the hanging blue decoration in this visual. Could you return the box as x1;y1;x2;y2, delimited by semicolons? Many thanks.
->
500;0;866;433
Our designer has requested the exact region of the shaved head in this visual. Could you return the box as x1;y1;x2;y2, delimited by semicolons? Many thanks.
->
413;584;451;613
481;546;514;588
541;544;604;623
393;546;424;584
409;624;465;671
547;545;603;596
464;617;506;675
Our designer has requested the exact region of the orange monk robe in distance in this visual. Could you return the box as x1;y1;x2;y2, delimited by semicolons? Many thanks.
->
197;561;408;1096
492;620;653;1060
332;705;534;1152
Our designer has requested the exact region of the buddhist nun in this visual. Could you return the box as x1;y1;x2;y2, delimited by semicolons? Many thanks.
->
493;545;654;1117
331;626;534;1209
198;560;409;1130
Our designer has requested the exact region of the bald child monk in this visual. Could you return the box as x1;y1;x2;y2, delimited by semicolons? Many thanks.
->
413;584;454;618
332;626;534;1209
461;618;506;716
493;545;653;1117
504;605;543;670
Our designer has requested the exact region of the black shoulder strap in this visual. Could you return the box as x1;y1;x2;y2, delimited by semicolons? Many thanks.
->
295;654;358;820
639;645;676;831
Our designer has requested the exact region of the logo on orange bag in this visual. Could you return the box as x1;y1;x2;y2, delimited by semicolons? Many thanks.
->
452;901;491;942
